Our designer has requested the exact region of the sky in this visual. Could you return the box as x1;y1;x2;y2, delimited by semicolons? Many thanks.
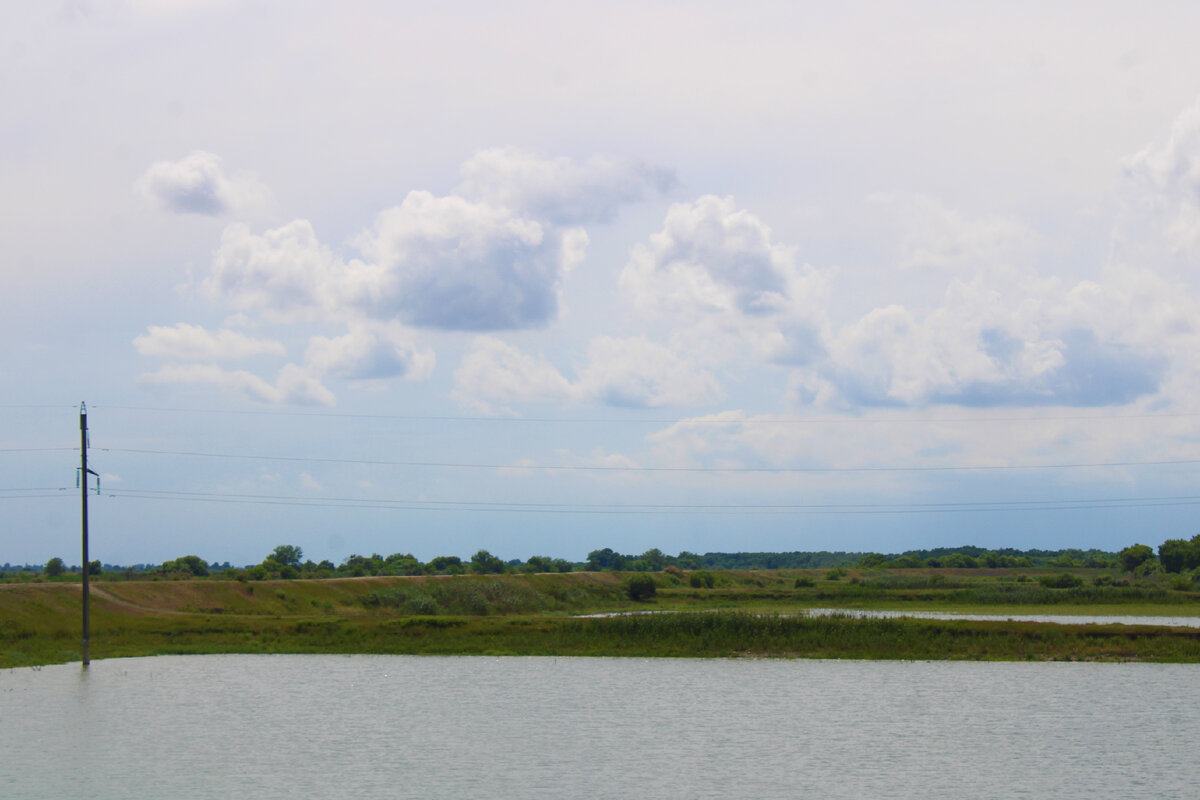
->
5;0;1200;566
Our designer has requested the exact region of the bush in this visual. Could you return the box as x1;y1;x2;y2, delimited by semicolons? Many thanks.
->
825;567;847;581
1038;573;1084;589
626;574;657;601
689;570;716;589
1168;575;1195;591
794;577;815;588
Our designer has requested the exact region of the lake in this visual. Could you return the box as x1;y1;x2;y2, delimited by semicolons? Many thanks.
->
2;654;1198;798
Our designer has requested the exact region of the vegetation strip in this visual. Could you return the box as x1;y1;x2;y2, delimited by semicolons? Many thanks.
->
4;569;1200;668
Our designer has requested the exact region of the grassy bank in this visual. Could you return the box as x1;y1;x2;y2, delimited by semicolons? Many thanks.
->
4;570;1200;668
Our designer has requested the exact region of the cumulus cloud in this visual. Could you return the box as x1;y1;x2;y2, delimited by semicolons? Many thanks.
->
200;149;671;333
622;195;797;317
575;336;723;408
621;195;832;370
133;323;285;360
808;270;1172;409
1122;98;1200;259
456;147;675;224
137;151;271;216
204;220;352;322
206;194;587;330
452;335;721;412
452;337;574;412
354;191;588;330
616;191;1176;411
139;363;335;406
867;192;1038;273
305;323;435;381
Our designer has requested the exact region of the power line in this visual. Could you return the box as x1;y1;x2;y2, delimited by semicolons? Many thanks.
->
0;493;72;500
99;486;1200;510
0;404;77;410
101;487;1200;515
14;483;1200;510
98;446;1200;473
89;403;1200;426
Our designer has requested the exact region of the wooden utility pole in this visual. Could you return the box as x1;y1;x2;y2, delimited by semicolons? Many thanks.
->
80;402;91;667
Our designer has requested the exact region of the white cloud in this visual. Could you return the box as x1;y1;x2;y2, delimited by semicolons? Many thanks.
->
1122;99;1200;262
206;194;588;331
621;195;798;317
621;195;832;369
452;335;721;411
452;336;574;413
205;220;353;322
575;336;723;408
456;147;675;224
139;363;335;406
133;323;285;360
299;472;322;491
137;151;271;217
810;271;1172;409
353;191;587;330
305;323;435;381
643;407;1200;484
867;192;1038;273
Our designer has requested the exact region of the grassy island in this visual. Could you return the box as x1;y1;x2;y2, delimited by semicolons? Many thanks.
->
4;568;1200;668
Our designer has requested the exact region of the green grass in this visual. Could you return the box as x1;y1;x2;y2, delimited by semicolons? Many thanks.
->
5;569;1200;668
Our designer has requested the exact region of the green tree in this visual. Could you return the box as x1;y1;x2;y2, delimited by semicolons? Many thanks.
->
1159;539;1194;573
428;555;464;575
1118;543;1155;574
523;555;554;573
44;557;65;577
637;548;666;571
383;553;423;575
586;548;619;571
163;555;209;577
469;549;506;574
270;545;303;568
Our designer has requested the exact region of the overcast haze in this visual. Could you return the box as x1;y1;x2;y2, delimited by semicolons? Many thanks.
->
5;1;1200;566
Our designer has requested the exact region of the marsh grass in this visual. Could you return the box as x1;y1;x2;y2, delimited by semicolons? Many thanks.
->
6;570;1200;668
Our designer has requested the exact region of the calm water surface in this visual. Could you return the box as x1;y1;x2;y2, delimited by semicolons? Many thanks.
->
3;654;1198;799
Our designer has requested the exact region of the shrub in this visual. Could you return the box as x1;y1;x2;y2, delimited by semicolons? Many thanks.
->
1168;575;1195;592
689;570;716;589
825;567;847;581
794;577;815;588
1038;573;1084;589
626;574;657;601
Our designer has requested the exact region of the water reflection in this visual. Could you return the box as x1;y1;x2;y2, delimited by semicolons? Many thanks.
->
2;654;1198;799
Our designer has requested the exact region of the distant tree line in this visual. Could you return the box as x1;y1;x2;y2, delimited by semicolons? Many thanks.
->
10;538;1200;583
851;546;1120;570
1114;534;1200;577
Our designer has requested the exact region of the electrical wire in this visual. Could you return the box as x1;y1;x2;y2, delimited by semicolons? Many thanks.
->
97;486;1200;516
98;446;1200;473
89;403;1200;425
